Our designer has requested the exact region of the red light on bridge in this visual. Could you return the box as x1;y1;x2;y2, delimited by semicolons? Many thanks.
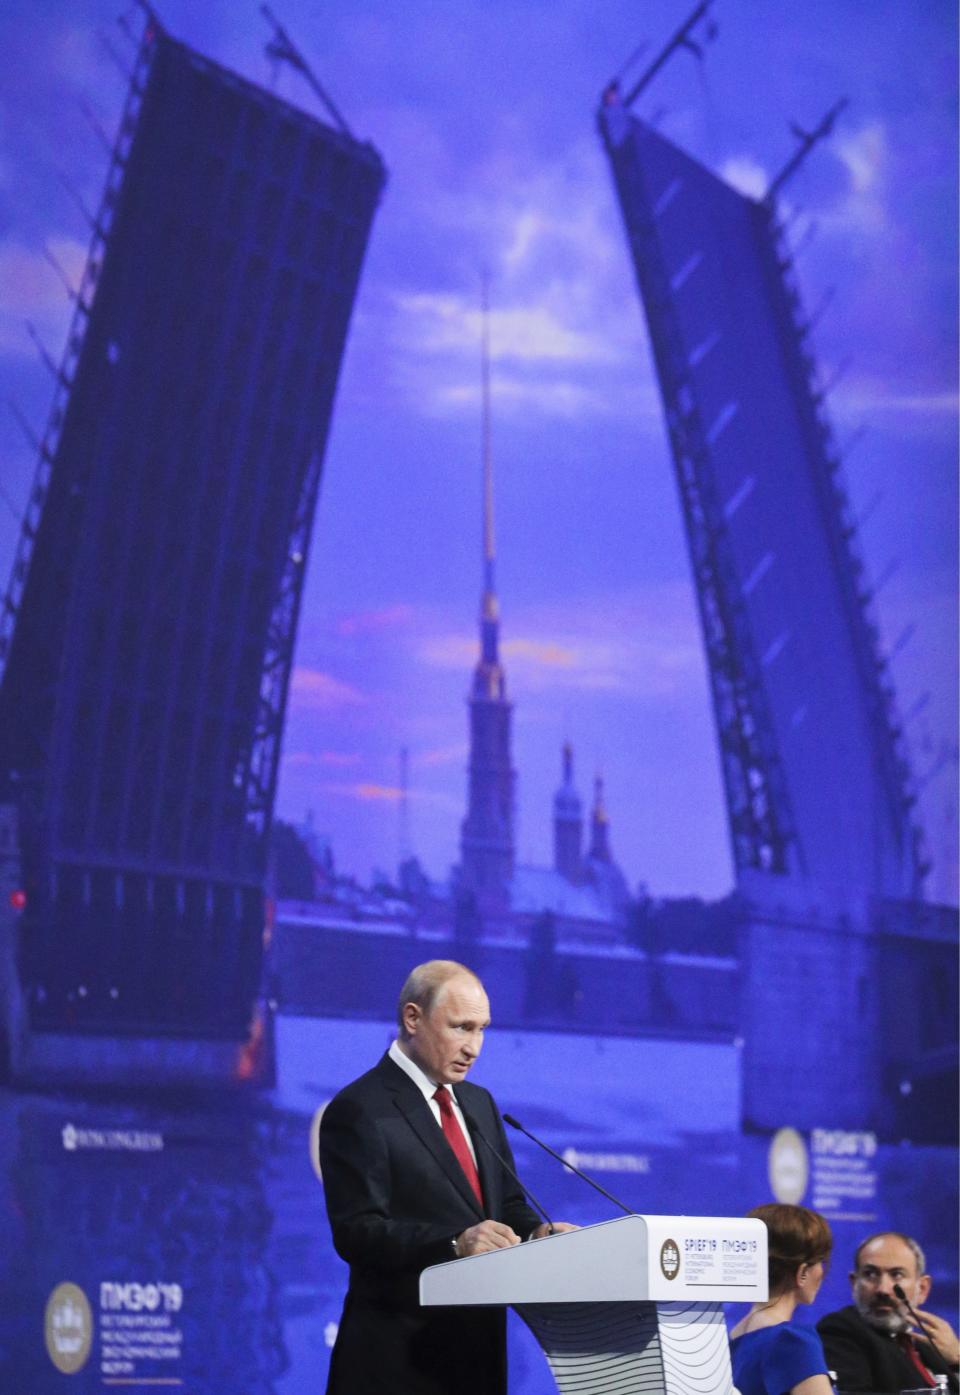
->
9;889;27;912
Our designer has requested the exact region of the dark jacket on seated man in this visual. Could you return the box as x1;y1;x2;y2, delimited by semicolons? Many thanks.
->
817;1305;959;1394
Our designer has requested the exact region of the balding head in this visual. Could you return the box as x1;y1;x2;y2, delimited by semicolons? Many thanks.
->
396;960;490;1085
397;960;484;1036
851;1232;931;1333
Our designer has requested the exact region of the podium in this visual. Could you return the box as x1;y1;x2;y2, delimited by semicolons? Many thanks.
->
421;1213;767;1395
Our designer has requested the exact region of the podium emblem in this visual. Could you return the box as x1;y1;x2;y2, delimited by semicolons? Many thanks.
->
660;1238;680;1280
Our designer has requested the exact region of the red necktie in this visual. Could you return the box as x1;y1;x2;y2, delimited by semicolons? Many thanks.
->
897;1332;936;1387
433;1086;483;1208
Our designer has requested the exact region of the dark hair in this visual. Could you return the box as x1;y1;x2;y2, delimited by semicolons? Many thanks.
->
748;1204;833;1295
853;1232;925;1278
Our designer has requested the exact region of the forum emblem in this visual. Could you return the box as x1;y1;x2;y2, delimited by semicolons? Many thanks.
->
45;1282;93;1374
660;1238;680;1280
768;1126;809;1205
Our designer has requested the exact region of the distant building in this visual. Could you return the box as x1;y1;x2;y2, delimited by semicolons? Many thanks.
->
553;743;583;882
458;556;515;911
458;286;515;912
457;292;628;943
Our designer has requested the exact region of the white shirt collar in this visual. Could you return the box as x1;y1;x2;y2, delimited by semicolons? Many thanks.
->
389;1037;444;1102
387;1039;478;1168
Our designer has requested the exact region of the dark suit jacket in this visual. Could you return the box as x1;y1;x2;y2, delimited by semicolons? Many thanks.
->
818;1305;959;1394
318;1052;541;1395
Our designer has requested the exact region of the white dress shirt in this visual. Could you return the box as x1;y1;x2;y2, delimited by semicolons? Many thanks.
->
388;1038;480;1168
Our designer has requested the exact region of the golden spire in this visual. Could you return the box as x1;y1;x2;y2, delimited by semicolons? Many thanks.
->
481;268;496;598
474;269;504;697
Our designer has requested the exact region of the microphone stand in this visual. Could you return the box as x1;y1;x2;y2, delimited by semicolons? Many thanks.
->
461;1111;555;1235
892;1283;949;1369
502;1113;635;1216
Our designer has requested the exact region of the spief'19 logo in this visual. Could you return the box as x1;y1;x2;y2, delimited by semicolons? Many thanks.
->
660;1238;680;1280
45;1282;93;1374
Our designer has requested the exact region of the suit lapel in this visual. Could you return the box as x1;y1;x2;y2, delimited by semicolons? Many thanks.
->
380;1056;485;1219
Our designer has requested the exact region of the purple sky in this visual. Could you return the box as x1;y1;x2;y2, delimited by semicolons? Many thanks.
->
0;1;956;901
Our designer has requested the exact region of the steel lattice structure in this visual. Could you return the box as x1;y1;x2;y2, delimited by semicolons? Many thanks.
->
0;12;385;1051
598;93;923;899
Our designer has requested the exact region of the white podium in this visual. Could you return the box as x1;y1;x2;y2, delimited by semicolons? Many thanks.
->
421;1213;767;1395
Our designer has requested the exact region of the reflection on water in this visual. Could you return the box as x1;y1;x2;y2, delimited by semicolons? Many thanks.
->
0;1085;338;1394
2;1014;955;1392
0;1017;746;1394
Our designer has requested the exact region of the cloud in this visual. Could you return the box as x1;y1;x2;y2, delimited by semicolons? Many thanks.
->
417;743;468;768
0;236;87;359
395;292;616;366
503;208;543;271
835;122;887;196
833;380;959;420
354;783;403;803
486;148;629;286
720;156;768;201
853;391;958;415
504;638;576;668
335;603;414;637
283;752;319;769
419;632;586;676
415;585;706;700
317;750;364;767
288;667;367;712
419;634;475;668
819;121;891;237
378;134;658;423
281;750;363;770
434;374;615;420
316;779;460;810
288;778;401;803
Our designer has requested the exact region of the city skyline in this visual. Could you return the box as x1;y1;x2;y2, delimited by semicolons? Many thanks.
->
0;0;956;900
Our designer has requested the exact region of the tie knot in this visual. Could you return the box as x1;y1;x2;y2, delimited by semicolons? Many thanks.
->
433;1085;451;1106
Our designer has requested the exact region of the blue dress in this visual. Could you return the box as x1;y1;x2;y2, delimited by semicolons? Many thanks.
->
730;1322;829;1395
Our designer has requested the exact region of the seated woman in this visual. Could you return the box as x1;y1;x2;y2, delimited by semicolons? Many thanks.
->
730;1203;834;1395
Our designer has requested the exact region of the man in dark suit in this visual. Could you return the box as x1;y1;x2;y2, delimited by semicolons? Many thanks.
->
318;959;575;1395
817;1231;959;1393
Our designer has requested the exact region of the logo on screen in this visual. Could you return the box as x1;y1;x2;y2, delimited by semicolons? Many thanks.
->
768;1126;809;1204
45;1282;93;1374
660;1239;680;1280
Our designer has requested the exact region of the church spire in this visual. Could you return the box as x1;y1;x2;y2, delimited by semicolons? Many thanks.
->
588;774;612;863
553;741;583;883
477;271;503;691
482;272;495;594
460;275;514;908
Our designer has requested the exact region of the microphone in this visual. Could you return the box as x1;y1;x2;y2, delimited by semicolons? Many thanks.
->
892;1283;947;1367
460;1110;555;1235
502;1113;635;1217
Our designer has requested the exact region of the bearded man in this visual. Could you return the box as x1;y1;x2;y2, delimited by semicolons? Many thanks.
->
817;1231;959;1393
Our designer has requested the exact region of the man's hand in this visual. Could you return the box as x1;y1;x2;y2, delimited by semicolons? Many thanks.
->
913;1309;960;1367
530;1221;578;1239
455;1220;520;1256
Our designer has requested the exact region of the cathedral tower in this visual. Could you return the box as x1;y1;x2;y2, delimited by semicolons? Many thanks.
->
553;743;583;883
459;282;515;907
